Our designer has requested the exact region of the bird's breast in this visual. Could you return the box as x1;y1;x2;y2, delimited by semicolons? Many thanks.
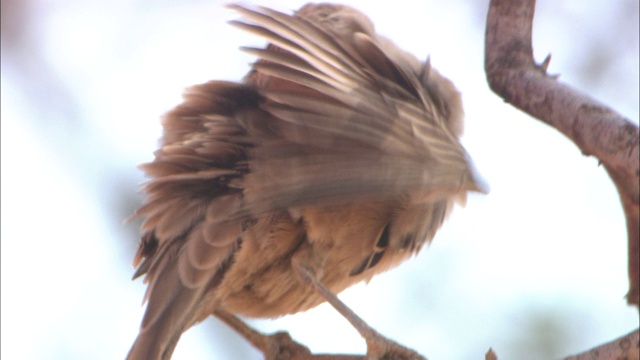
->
214;200;443;318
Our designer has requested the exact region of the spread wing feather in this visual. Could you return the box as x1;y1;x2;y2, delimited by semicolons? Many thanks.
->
229;4;479;214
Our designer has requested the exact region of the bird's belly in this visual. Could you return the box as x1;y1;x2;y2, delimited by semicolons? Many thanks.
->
218;248;412;319
215;203;417;318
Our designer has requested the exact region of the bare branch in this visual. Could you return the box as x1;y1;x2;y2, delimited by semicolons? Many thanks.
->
487;330;639;360
563;329;639;360
485;348;498;360
485;0;639;307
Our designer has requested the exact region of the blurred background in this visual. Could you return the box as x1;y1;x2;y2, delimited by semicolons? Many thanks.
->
1;0;638;359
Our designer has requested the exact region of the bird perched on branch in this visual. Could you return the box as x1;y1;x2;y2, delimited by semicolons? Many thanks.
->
127;3;486;360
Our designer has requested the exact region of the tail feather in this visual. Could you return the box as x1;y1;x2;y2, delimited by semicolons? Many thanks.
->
127;263;201;360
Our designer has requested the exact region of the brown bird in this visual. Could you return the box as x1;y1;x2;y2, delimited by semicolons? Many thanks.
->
127;3;486;360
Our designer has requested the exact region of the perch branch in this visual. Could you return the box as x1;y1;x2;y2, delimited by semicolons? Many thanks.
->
485;0;639;307
563;328;639;360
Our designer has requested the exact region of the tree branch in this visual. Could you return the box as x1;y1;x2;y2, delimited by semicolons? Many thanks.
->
563;329;639;360
488;329;639;360
485;0;639;307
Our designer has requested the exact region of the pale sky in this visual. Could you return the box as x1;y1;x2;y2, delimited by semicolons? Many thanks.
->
1;1;638;359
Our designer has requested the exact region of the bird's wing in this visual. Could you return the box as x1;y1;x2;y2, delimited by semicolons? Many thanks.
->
128;82;259;360
228;4;482;216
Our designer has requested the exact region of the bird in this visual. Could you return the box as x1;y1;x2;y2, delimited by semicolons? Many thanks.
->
127;3;486;360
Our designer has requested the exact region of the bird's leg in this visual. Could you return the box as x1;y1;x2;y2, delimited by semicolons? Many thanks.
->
291;246;426;360
213;309;311;360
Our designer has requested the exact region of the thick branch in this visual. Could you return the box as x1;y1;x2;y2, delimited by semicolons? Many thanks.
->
488;329;639;360
485;0;639;306
563;329;639;360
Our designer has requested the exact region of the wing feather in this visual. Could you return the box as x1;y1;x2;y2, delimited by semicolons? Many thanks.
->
226;4;482;215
